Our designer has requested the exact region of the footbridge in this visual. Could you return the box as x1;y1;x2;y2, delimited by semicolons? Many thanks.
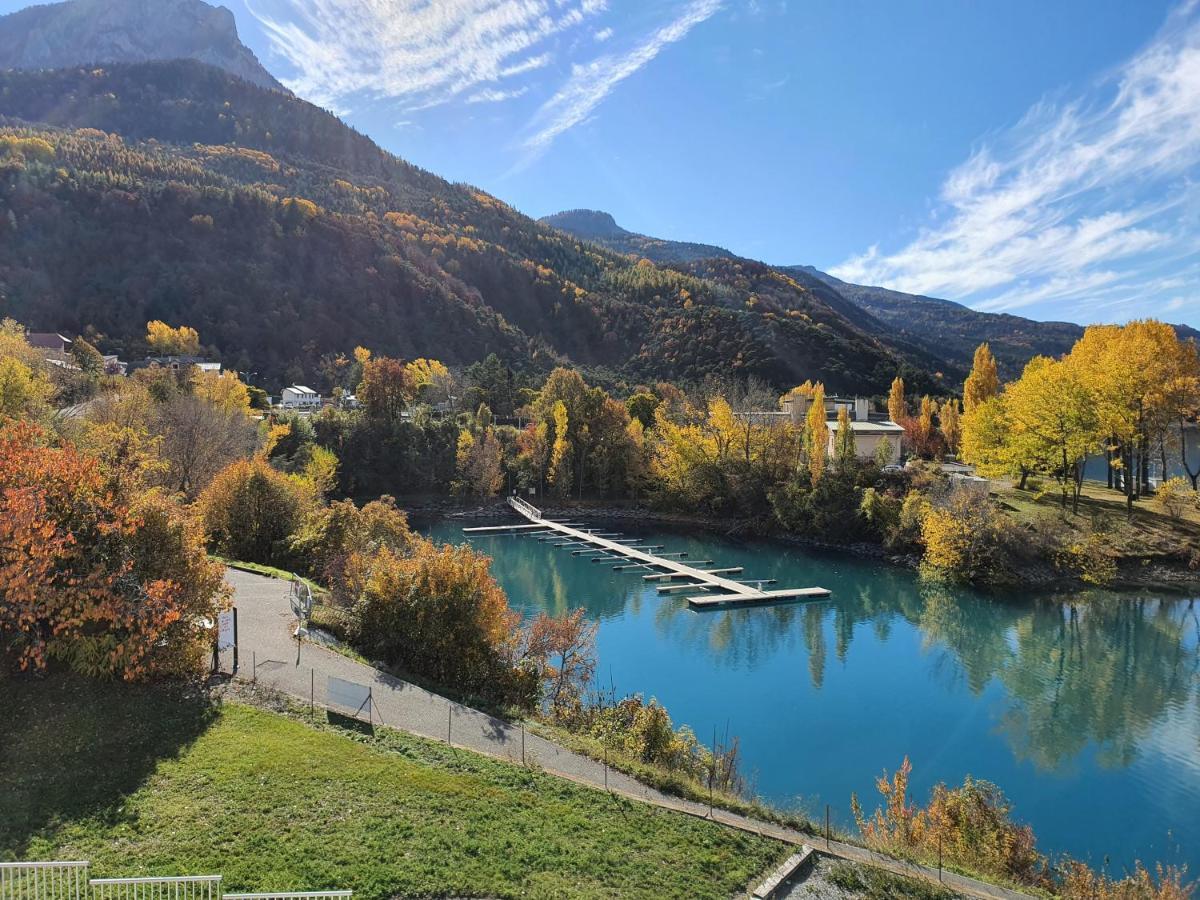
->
460;497;830;610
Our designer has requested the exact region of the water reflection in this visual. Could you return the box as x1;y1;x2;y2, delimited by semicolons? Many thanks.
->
423;520;1200;867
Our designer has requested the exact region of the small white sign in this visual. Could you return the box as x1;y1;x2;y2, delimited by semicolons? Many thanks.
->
327;676;372;716
217;609;236;651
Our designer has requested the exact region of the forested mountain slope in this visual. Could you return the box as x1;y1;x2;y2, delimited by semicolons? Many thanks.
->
0;62;935;392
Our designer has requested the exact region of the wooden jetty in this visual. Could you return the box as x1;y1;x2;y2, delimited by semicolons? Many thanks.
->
487;496;831;609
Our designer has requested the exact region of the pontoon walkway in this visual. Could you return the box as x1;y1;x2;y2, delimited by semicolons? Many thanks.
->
493;496;831;609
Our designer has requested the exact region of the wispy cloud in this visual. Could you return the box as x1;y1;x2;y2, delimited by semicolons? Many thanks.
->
832;2;1200;323
246;0;607;111
467;86;530;104
520;0;722;158
594;26;614;42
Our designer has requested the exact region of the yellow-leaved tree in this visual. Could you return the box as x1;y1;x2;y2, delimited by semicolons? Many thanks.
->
806;383;828;483
146;320;200;356
963;343;999;413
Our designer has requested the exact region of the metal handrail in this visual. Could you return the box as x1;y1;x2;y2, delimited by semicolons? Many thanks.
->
89;879;222;886
224;893;353;899
507;495;542;520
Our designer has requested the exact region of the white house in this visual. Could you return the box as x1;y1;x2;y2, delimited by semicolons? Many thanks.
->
826;419;904;465
280;385;321;409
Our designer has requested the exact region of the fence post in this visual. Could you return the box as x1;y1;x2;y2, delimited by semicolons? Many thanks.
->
700;729;710;820
938;833;943;881
447;705;452;746
603;742;608;791
310;668;315;718
826;804;831;849
252;650;256;684
521;722;526;766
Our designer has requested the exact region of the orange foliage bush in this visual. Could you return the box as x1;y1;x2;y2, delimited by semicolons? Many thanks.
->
351;538;525;704
0;423;226;679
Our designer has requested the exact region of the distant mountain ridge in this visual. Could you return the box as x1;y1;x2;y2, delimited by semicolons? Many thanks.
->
0;0;284;92
541;209;1197;378
540;209;739;264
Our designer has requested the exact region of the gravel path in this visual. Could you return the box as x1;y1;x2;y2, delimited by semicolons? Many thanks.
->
225;567;1029;900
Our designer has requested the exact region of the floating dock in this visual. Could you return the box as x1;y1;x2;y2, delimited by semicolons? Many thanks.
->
481;496;831;610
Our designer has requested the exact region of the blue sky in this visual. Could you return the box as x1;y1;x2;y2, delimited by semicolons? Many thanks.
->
4;0;1197;326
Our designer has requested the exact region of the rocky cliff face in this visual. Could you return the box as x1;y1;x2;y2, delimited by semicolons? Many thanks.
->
0;0;284;92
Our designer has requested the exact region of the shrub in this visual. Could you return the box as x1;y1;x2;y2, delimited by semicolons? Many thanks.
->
1058;860;1192;900
919;491;1019;584
289;495;412;599
1155;477;1196;520
197;457;309;566
351;539;525;705
851;757;1045;887
558;694;742;794
1056;531;1117;586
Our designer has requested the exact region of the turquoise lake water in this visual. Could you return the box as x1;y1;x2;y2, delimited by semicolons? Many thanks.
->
421;519;1200;873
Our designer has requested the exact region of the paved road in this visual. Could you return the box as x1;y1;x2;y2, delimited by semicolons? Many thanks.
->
226;568;1027;900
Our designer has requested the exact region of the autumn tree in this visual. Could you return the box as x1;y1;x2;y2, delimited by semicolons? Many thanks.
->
0;423;225;679
455;426;505;497
887;376;908;425
351;538;523;703
963;343;1000;414
547;400;572;498
1003;356;1101;512
156;394;258;497
146;320;201;356
1053;322;1199;514
940;399;962;456
197;457;311;565
0;319;52;421
626;391;661;429
359;356;413;422
70;335;105;378
288;496;412;599
193;369;252;414
404;357;455;407
806;383;828;483
833;405;857;471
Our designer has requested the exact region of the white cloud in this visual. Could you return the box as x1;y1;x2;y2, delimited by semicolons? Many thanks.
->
467;86;530;104
520;0;722;157
246;0;606;111
831;2;1200;323
594;26;614;42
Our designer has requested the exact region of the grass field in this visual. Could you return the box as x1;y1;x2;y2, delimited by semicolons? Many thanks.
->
0;674;787;899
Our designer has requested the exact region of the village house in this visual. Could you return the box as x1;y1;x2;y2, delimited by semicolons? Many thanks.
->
280;385;321;409
784;394;905;465
134;355;221;374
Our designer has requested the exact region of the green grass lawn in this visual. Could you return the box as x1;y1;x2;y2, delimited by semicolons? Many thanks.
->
0;674;787;899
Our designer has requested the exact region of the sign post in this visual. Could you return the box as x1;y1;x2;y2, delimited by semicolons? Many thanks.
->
216;608;238;674
290;576;313;664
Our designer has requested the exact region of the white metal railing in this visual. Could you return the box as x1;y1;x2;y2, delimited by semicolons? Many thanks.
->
0;862;90;900
1;867;350;900
508;495;542;521
224;893;352;899
89;877;221;900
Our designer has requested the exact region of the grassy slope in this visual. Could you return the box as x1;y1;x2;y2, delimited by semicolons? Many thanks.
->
0;675;786;899
994;480;1200;572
